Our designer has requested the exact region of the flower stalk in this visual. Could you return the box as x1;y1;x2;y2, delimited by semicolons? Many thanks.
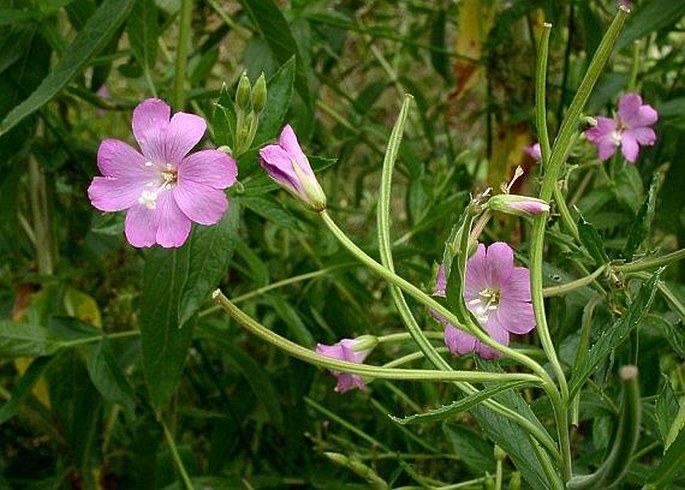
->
212;289;541;385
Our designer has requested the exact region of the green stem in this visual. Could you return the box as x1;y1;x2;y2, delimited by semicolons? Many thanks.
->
528;8;630;481
305;397;390;451
173;0;193;110
212;290;540;385
377;331;445;344
535;23;552;168
160;419;194;490
376;94;452;371
56;330;140;349
198;265;350;318
571;295;603;426
542;265;606;297
614;248;685;274
28;156;54;275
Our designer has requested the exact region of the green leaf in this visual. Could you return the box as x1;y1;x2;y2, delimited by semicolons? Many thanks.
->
578;216;609;266
239;195;301;230
0;0;135;135
178;200;240;327
140;246;194;411
86;340;136;417
390;381;528;426
569;271;661;398
127;0;159;72
238;0;311;106
646;425;685;488
471;401;555;489
0;357;53;424
265;295;315;348
443;424;497;475
213;83;237;148
0;321;58;358
253;57;295;147
655;378;679;445
221;341;284;432
616;0;685;51
614;163;643;213
0;9;37;26
465;360;557;489
623;168;664;261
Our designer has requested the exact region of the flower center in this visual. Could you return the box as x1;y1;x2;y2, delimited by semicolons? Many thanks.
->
467;287;501;324
138;162;179;210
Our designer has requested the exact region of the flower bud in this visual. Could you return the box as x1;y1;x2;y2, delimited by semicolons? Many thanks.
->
235;71;252;111
488;194;550;218
259;124;327;211
315;336;376;393
252;73;267;114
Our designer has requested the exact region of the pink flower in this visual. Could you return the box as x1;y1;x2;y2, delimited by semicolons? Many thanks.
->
585;93;658;163
523;142;541;162
315;337;375;393
433;243;536;359
259;125;326;211
88;98;238;248
488;194;549;217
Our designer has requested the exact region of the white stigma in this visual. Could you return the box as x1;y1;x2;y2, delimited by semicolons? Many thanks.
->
468;287;500;324
611;129;622;146
139;189;158;210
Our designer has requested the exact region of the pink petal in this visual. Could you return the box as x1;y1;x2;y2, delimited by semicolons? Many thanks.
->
585;117;616;143
633;105;658;127
476;318;510;359
617;93;644;126
132;99;171;163
96;139;149;180
434;265;447;297
624;127;656;146
485;242;514;287
173;180;228;225
464;244;489;300
339;339;367;363
165;112;207;164
155;191;192;247
88;177;142;212
315;343;345;360
259;144;304;193
335;373;365;393
124;204;158;247
444;325;477;356
524;143;542;162
500;267;531;301
493;299;536;334
179;150;238;189
620;133;640;162
278;124;314;177
596;135;619;161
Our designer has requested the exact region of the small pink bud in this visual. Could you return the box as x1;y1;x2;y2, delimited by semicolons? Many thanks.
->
487;194;550;217
259;125;327;211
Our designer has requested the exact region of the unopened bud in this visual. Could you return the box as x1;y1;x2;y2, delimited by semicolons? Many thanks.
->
494;444;507;461
509;471;521;490
252;73;267;114
235;72;252;111
581;115;597;130
488;194;550;218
